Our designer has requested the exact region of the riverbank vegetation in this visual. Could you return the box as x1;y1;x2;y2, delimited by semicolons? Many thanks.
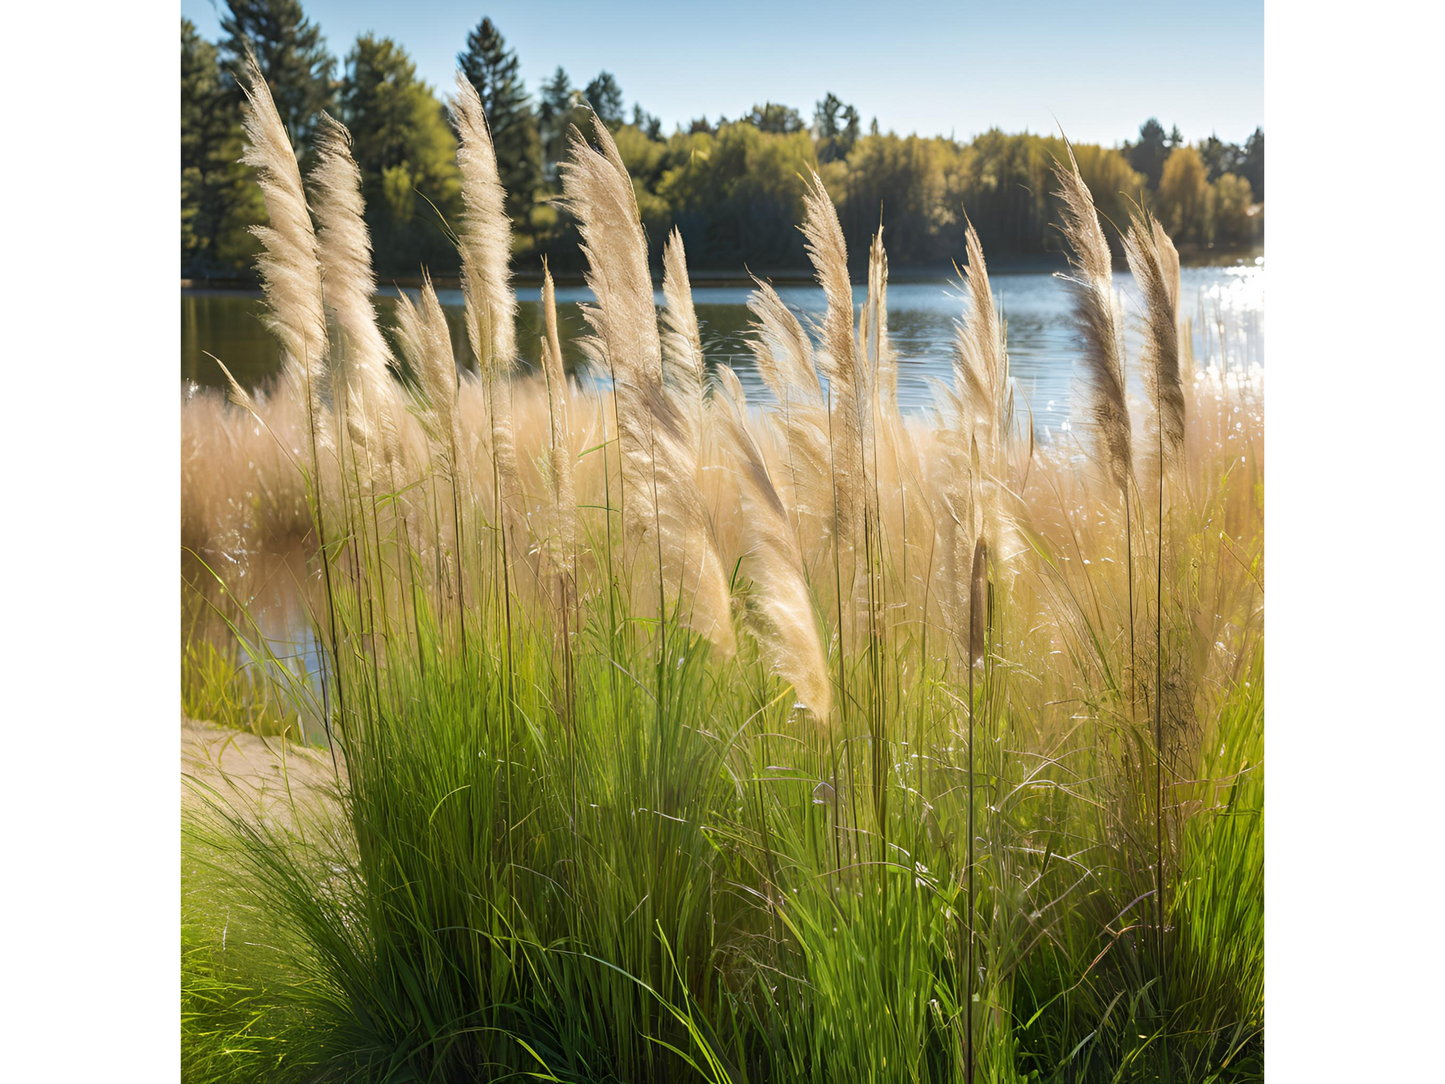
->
181;51;1263;1084
182;3;1264;280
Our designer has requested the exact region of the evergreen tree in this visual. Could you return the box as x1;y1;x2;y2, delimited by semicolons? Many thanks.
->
632;105;663;140
584;71;626;128
744;102;803;134
814;92;859;162
182;19;263;275
219;0;335;155
1198;133;1243;183
1241;127;1265;201
1127;117;1170;189
538;67;579;176
458;17;542;225
340;34;461;274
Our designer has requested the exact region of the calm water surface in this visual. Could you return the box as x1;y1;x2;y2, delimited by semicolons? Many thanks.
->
182;264;1264;441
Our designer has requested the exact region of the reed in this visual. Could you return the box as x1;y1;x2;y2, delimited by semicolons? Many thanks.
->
181;92;1265;1084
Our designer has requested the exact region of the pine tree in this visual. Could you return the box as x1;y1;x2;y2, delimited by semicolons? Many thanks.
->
1241;127;1265;201
584;72;625;128
814;92;859;162
632;104;663;140
219;0;335;155
182;19;263;275
538;67;577;178
340;34;461;274
1128;118;1170;190
458;17;542;225
744;102;803;134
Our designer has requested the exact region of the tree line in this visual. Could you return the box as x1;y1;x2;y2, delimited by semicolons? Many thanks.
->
182;0;1264;279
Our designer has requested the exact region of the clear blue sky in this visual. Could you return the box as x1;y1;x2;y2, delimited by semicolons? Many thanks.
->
181;0;1263;146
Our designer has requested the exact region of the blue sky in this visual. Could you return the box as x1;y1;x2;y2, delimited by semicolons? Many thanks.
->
181;0;1263;146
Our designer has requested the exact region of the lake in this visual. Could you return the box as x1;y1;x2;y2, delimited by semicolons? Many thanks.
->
182;263;1264;441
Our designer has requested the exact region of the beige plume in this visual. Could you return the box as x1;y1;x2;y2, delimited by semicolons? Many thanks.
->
952;220;1011;467
393;275;459;468
308;112;398;461
560;114;735;657
1053;142;1132;496
746;280;822;407
1123;209;1185;472
451;73;523;523
540;261;576;567
947;218;1019;567
451;73;516;372
238;51;331;446
865;226;896;411
745;281;830;537
801;171;868;553
660;228;708;459
714;367;832;718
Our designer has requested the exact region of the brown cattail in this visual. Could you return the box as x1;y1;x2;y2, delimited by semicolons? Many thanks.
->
969;537;989;669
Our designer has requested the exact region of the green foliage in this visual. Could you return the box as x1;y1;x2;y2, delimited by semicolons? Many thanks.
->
656;123;821;267
814;92;861;163
218;0;335;156
1211;173;1256;247
185;569;1263;1082
831;133;966;264
539;65;582;176
340;34;461;274
745;101;806;134
180;8;1265;276
182;637;304;738
182;19;264;276
585;70;627;129
1157;146;1211;245
1240;128;1265;201
1198;134;1242;183
1127;117;1170;189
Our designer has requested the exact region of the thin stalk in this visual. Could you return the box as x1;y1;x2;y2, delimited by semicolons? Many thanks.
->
965;538;988;1084
1125;495;1136;718
1155;418;1170;1082
301;350;344;775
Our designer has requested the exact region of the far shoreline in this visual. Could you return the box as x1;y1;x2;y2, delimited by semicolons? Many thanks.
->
183;245;1264;295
